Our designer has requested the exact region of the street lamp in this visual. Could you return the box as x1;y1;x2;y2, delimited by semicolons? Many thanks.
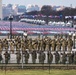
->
73;32;76;49
9;14;13;39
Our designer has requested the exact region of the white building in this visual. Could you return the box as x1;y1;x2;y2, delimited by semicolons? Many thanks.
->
12;4;18;15
0;0;2;19
26;4;40;12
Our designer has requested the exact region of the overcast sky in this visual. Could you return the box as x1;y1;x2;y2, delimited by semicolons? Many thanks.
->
3;0;76;7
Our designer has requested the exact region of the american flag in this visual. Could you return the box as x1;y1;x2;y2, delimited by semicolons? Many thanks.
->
0;21;75;35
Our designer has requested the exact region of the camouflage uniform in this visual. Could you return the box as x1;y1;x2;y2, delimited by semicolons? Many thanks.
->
24;51;29;64
14;37;18;51
9;40;15;53
0;39;3;53
24;37;28;50
67;52;72;64
31;50;37;64
47;51;53;64
33;38;38;51
54;51;60;64
21;38;25;52
61;38;67;51
3;39;9;51
61;52;67;64
56;38;61;51
28;38;33;51
16;51;21;64
37;38;41;51
4;51;10;64
43;38;46;51
45;37;51;51
74;52;76;64
71;52;74;64
0;53;2;63
51;39;56;51
67;37;73;52
38;51;45;64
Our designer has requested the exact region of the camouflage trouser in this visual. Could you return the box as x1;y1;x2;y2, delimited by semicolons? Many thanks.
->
56;46;61;51
47;59;52;64
52;46;56;51
29;45;32;51
16;48;20;51
5;59;8;64
25;59;28;64
74;56;76;64
17;59;21;64
74;60;76;64
62;46;66;51
46;45;49;51
62;59;66;64
32;59;36;64
68;46;72;52
41;60;44;64
38;44;41;50
55;58;59;64
0;49;2;53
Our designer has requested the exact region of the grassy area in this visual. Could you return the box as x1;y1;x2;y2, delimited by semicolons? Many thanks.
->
0;69;76;75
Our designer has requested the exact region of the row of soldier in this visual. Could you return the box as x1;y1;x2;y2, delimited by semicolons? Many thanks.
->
0;50;76;64
0;35;74;53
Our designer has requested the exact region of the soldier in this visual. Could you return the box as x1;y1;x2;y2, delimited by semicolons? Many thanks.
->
3;39;9;51
31;50;37;64
74;52;76;64
38;51;45;64
15;37;21;51
41;38;46;51
14;37;18;50
28;38;33;52
61;52;67;64
67;36;73;52
4;51;10;64
67;52;72;64
0;39;3;53
16;51;21;64
61;38;67;51
54;51;60;64
21;38;25;53
0;53;2;63
17;37;21;51
24;36;28;50
45;37;51;51
71;51;74;64
24;51;29;64
34;38;38;50
9;39;15;53
51;38;56;51
47;51;53;64
37;37;41;51
56;37;61;51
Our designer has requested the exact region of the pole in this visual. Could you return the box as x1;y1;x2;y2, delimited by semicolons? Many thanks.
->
10;21;12;39
9;15;13;39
